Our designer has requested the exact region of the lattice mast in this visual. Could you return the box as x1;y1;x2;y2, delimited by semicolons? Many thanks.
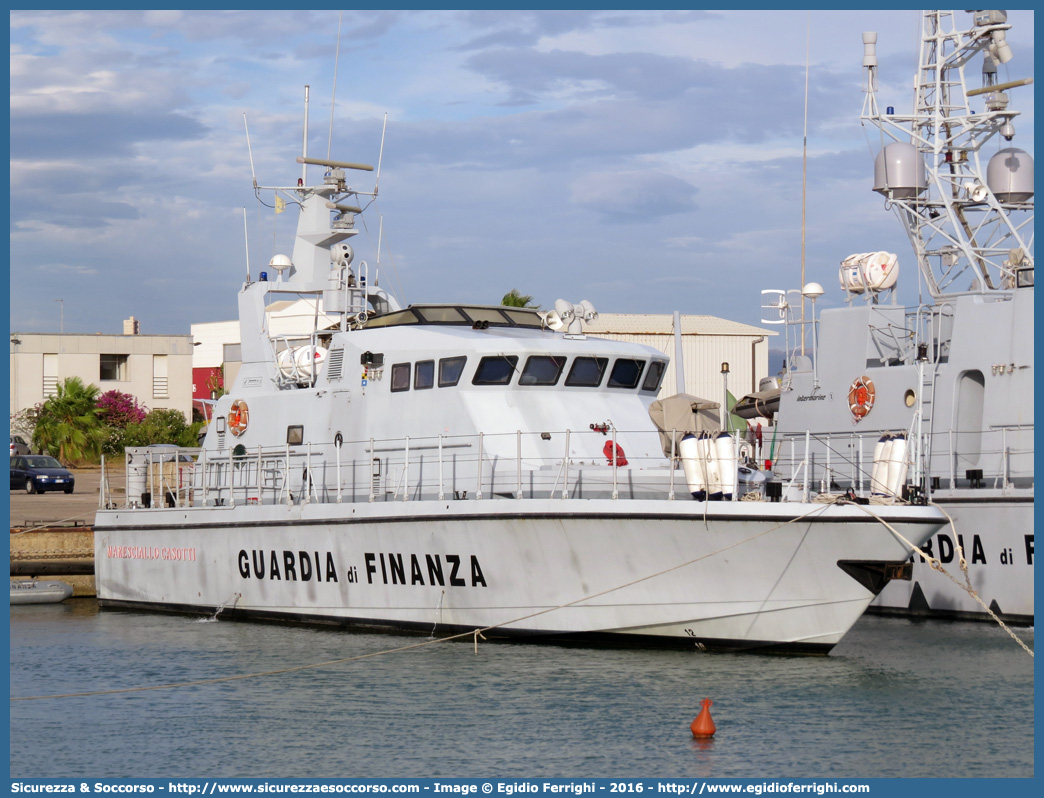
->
861;10;1033;299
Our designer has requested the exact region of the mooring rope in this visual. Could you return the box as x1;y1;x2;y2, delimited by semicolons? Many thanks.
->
12;503;836;701
842;499;1034;658
10;512;94;537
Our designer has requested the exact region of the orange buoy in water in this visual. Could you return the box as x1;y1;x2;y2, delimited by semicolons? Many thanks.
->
690;698;716;738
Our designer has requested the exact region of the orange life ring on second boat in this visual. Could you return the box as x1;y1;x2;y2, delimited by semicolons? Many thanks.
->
848;376;875;420
229;399;249;436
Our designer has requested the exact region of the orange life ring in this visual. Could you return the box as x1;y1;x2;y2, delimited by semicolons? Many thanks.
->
229;399;249;436
848;376;875;420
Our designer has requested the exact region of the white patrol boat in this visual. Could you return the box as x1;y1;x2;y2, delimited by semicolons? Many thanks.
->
748;11;1033;624
93;91;947;655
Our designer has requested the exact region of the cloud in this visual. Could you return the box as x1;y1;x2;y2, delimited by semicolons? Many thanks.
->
36;262;101;277
465;48;711;104
6;9;1035;338
453;10;608;51
569;170;698;221
11;112;208;160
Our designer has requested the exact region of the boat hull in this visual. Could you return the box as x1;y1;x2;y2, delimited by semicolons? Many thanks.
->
94;498;944;654
10;579;74;605
869;492;1033;624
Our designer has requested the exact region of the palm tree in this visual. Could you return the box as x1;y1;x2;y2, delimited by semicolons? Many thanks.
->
32;377;106;464
501;289;537;308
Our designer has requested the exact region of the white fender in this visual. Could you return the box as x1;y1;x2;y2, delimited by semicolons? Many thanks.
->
697;433;717;501
679;434;707;498
714;431;735;500
885;434;908;498
870;433;892;495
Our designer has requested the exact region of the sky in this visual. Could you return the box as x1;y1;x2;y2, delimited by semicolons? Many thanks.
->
8;8;1035;346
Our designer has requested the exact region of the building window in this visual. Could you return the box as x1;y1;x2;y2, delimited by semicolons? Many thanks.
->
100;354;128;381
43;353;58;397
153;355;169;398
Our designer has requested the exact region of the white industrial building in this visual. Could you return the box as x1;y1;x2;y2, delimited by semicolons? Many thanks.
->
585;313;775;405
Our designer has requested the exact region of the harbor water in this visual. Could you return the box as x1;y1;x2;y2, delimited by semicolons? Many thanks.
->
9;601;1033;779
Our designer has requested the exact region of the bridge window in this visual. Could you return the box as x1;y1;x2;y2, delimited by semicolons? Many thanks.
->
472;356;518;385
565;357;608;387
415;360;435;390
438;356;467;387
608;358;645;389
642;361;667;392
519;355;566;386
391;363;410;392
415;307;468;324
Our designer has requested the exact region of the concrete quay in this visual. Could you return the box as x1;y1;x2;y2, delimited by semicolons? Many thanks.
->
9;464;119;597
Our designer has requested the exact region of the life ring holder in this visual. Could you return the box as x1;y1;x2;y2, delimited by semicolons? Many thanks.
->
229;399;249;437
848;376;875;421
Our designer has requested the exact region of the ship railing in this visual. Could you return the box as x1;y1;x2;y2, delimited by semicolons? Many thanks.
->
107;424;1033;512
939;424;1035;491
109;428;781;510
117;445;205;510
766;425;1034;498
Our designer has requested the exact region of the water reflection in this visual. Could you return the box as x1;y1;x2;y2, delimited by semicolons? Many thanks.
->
9;604;1033;779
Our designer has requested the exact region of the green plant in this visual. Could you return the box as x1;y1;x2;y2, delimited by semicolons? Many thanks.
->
121;408;189;448
32;377;106;465
500;289;538;308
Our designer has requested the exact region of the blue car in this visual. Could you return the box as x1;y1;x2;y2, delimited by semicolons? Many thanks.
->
10;455;75;494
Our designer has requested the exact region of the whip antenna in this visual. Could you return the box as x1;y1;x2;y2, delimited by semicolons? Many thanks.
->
301;85;310;184
242;208;251;284
328;11;343;159
800;15;809;356
376;214;383;287
243;114;257;188
375;113;387;196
